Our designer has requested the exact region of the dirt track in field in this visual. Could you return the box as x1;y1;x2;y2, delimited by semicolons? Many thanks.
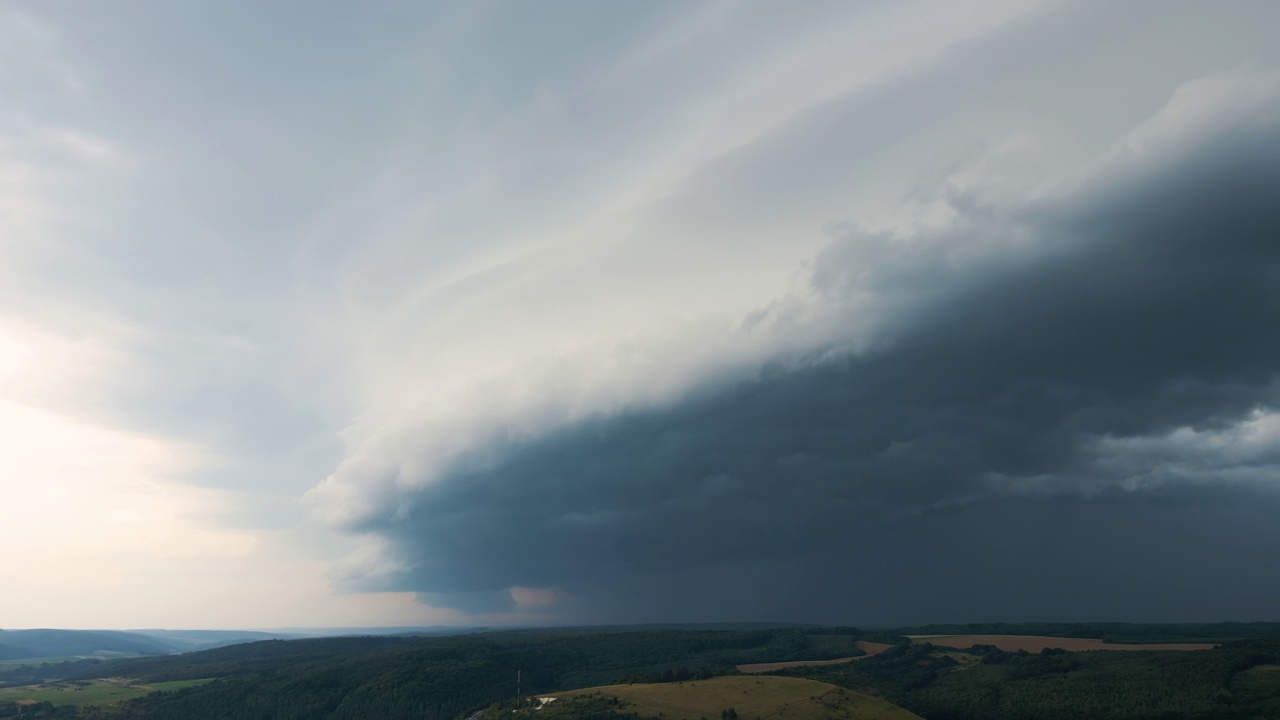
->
911;635;1217;653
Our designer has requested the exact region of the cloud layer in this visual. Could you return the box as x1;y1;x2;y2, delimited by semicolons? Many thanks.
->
6;1;1280;628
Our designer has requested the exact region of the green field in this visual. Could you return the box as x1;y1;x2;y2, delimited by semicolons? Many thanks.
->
0;657;96;669
0;652;146;670
563;675;920;720
0;678;212;707
1233;664;1280;715
0;655;106;666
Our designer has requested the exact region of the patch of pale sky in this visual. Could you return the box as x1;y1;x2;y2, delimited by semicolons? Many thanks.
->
323;1;1054;439
0;320;461;630
320;1;1046;341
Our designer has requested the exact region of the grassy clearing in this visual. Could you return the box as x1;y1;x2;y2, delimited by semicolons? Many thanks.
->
0;656;90;668
564;674;920;720
1234;664;1280;697
0;678;212;707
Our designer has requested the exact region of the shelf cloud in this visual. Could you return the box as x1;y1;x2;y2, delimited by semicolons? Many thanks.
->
317;70;1280;622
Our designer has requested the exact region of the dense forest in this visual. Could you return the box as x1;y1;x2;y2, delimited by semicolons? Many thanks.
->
786;638;1280;720
3;624;1280;719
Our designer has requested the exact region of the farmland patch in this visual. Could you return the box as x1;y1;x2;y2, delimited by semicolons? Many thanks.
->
559;674;920;720
0;678;212;708
909;635;1216;653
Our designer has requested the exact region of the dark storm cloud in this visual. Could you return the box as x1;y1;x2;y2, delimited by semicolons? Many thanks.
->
358;113;1280;622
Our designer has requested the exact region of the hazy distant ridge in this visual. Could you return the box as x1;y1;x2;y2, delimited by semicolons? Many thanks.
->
0;629;178;661
0;629;299;662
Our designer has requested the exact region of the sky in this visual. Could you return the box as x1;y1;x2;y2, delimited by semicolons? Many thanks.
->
2;1;1279;630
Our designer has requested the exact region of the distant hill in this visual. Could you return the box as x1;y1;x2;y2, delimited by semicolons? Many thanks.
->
0;630;178;662
0;627;486;664
127;629;295;651
262;625;487;638
0;629;303;663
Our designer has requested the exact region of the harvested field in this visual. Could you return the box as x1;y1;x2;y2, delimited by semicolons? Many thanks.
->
737;641;895;673
910;635;1217;653
856;641;895;657
564;674;920;720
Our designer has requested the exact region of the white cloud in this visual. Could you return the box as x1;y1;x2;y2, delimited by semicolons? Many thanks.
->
1089;408;1280;492
1070;67;1280;194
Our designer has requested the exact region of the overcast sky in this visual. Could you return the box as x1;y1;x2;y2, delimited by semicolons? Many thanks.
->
3;1;1279;630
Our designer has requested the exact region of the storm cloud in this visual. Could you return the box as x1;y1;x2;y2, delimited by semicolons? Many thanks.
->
323;81;1280;623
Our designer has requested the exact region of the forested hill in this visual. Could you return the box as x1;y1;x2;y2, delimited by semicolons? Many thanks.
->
4;624;1280;720
785;639;1280;720
4;627;865;720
